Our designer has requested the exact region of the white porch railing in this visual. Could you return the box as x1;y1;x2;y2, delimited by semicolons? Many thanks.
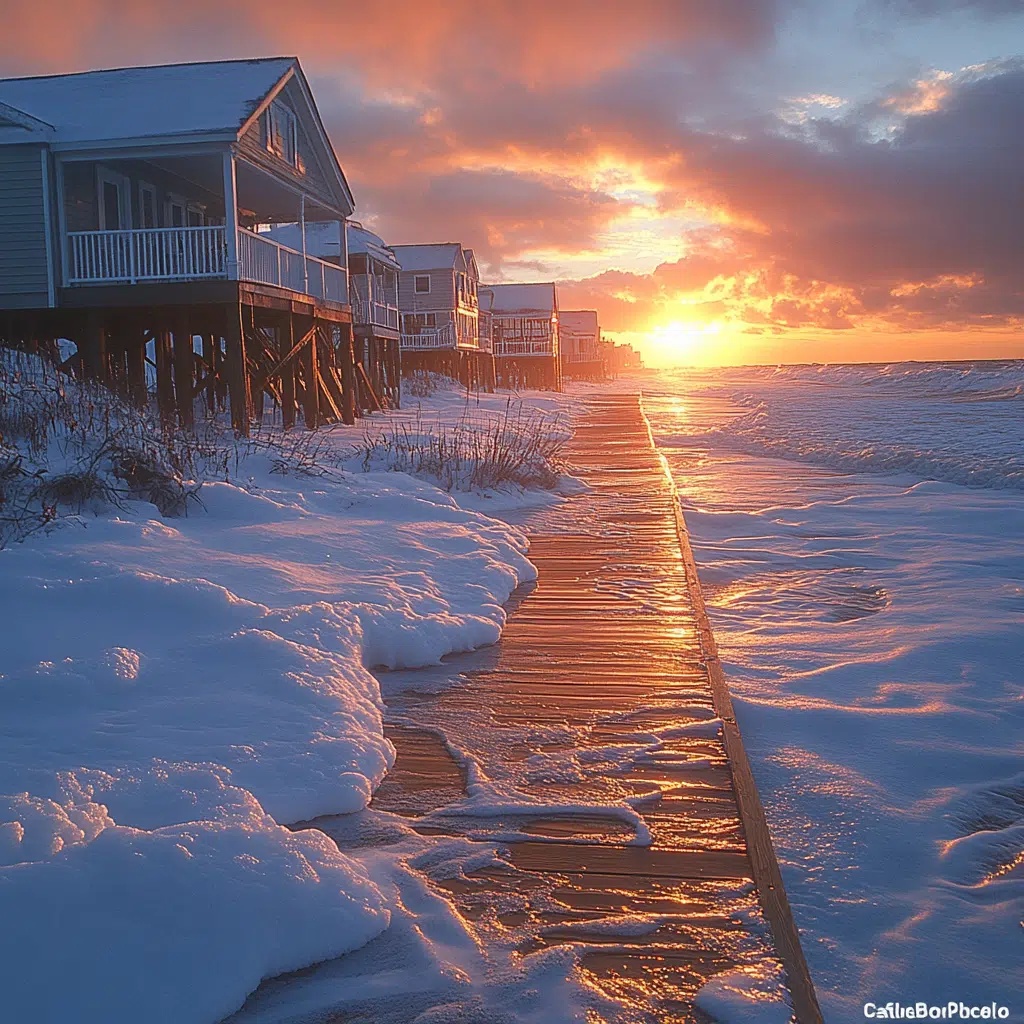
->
238;227;346;302
400;322;458;350
352;298;400;330
68;226;226;284
67;225;346;303
494;339;556;357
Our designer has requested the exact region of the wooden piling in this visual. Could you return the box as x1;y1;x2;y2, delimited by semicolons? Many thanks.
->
126;322;147;409
172;314;194;429
298;317;319;430
223;303;250;436
279;315;297;429
201;334;217;414
337;325;356;426
82;312;107;382
154;326;175;428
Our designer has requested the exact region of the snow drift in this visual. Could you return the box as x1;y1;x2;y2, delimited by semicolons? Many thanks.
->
0;370;539;1022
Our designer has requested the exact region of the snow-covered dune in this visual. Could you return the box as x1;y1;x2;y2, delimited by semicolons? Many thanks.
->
0;443;538;1021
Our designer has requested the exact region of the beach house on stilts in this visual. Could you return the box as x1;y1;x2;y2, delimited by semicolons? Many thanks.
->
262;218;402;411
559;309;603;381
0;57;362;434
390;242;494;390
486;282;561;391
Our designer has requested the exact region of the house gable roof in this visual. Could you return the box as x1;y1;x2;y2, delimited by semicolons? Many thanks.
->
0;57;355;214
560;310;599;334
0;100;53;135
486;282;558;315
389;243;464;272
0;58;296;145
347;222;401;270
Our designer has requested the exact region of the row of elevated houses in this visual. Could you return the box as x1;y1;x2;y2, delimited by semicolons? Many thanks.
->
0;57;636;434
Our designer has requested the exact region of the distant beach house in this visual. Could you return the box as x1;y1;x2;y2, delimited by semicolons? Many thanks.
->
600;337;643;376
0;57;361;433
390;242;494;389
485;282;561;391
261;218;402;410
347;222;402;407
559;310;603;381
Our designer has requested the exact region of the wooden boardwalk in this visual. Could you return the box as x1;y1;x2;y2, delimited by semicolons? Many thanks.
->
372;394;822;1023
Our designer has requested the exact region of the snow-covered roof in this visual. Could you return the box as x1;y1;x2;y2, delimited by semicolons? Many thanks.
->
486;282;558;315
560;310;599;335
348;222;401;269
260;221;342;261
0;58;295;145
389;243;463;272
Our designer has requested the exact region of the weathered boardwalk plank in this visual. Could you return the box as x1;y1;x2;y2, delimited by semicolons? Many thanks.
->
371;394;822;1023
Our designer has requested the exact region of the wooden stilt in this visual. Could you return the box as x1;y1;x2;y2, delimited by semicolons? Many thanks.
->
316;324;337;422
172;313;194;429
126;321;147;409
155;325;175;428
202;334;217;414
223;303;250;436
337;324;356;426
393;341;401;408
214;334;227;411
82;312;107;382
298;318;319;430
106;318;127;399
280;314;297;430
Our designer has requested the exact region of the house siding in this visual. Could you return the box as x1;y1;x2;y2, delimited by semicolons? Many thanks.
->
0;144;49;308
398;268;455;312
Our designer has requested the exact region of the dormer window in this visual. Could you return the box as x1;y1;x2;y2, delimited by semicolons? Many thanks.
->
265;101;299;169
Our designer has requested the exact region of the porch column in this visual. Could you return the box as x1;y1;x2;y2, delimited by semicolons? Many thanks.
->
222;149;239;281
299;194;308;294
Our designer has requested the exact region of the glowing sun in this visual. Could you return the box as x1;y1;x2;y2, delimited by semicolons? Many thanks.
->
648;320;722;365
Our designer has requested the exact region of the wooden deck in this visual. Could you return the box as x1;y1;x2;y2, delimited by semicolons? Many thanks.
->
371;394;822;1022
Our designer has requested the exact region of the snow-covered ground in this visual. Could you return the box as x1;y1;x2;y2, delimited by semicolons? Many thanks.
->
644;362;1024;1020
0;363;585;1023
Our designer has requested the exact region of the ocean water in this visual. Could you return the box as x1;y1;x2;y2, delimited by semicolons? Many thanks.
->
643;362;1024;1020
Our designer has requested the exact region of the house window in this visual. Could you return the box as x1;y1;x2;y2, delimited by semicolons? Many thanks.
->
166;196;186;228
186;204;206;227
97;167;131;231
414;274;430;294
266;101;298;168
139;182;158;229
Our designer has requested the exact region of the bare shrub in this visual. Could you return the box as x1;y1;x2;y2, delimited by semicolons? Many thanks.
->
0;350;211;546
238;423;345;478
0;347;355;546
356;398;567;492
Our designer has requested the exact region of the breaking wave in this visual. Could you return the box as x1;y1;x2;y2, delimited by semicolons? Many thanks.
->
660;360;1024;491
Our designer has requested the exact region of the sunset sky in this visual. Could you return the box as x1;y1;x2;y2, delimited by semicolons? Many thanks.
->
3;1;1023;366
